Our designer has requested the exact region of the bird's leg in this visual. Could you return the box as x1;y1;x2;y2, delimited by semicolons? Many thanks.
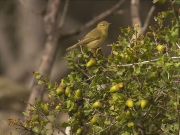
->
77;39;85;54
80;45;84;54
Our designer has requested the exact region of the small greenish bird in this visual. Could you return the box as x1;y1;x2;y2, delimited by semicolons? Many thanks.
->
66;21;110;51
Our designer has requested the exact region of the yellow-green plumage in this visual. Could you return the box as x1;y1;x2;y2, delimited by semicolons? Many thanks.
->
66;21;110;51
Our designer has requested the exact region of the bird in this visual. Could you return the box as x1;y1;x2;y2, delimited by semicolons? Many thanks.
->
66;21;110;51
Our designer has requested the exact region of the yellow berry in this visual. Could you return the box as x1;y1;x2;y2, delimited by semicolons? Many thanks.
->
140;99;149;109
90;116;98;125
86;58;96;68
75;89;82;100
157;44;165;53
42;104;49;116
125;98;134;108
92;101;102;108
56;87;64;96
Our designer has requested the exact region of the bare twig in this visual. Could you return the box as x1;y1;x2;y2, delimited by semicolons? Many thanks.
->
117;56;180;67
145;111;161;128
176;43;180;49
14;119;40;135
93;121;117;135
22;103;67;135
38;110;67;135
59;0;69;28
139;121;146;135
85;75;96;81
74;65;90;78
60;0;126;38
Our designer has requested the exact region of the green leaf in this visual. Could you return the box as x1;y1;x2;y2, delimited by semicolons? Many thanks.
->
61;122;70;128
38;80;44;85
32;127;39;133
66;100;72;109
170;25;179;43
22;111;29;116
40;120;49;127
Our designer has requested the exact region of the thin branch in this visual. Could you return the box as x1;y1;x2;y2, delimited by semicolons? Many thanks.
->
117;56;180;67
93;121;117;135
176;43;180;49
30;103;67;135
74;65;90;78
145;112;161;128
139;121;146;135
14;120;41;135
20;105;67;135
60;0;126;38
84;75;96;81
38;110;67;135
135;75;141;88
59;0;69;28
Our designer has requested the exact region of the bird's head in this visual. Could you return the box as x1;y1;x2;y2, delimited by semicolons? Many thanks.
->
97;21;111;31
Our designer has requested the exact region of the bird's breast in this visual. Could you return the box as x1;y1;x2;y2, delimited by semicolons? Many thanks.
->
86;37;106;49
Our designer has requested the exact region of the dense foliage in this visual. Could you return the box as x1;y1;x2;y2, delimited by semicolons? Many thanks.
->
9;8;180;135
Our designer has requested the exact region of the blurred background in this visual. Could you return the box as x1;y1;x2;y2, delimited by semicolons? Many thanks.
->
0;0;169;134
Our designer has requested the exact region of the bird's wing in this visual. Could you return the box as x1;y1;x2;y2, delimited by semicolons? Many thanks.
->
78;29;102;45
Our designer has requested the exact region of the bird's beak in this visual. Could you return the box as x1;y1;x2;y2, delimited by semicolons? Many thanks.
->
108;23;111;25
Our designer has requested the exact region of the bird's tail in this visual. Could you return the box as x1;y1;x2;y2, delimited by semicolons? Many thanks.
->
66;43;79;51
